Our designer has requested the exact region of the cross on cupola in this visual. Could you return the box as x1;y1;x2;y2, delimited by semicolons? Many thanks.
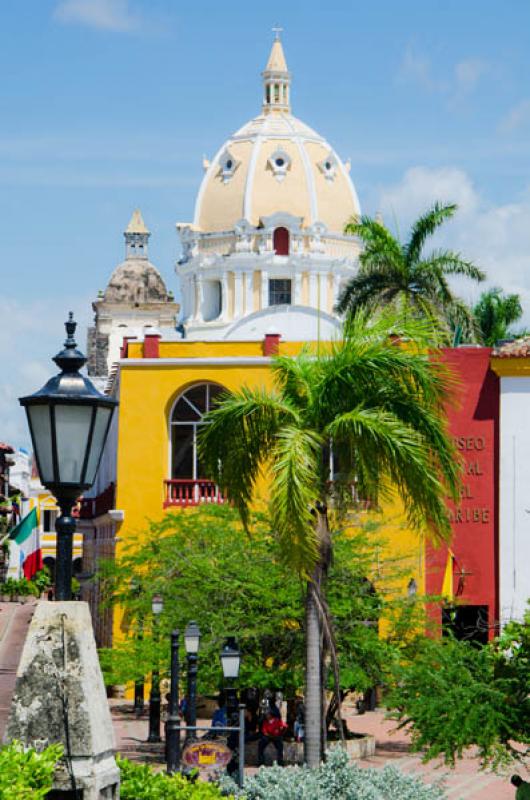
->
262;28;291;114
124;208;150;260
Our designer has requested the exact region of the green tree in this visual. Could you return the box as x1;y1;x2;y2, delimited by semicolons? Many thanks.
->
473;287;525;346
387;606;530;768
336;203;485;341
199;310;461;766
99;505;420;717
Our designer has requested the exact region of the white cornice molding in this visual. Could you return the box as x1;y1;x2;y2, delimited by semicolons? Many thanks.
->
119;356;274;367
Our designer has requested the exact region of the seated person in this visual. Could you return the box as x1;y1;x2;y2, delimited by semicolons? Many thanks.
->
258;710;287;766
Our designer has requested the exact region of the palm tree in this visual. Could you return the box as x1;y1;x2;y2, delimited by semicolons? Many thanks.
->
336;203;485;340
199;311;461;767
473;287;524;346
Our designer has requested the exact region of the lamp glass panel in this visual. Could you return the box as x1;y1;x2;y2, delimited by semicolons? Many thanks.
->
27;405;54;484
55;404;93;484
84;406;112;485
152;596;164;615
221;654;240;679
185;634;200;654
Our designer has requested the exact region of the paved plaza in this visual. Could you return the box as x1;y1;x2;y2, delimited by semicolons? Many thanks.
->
0;600;527;799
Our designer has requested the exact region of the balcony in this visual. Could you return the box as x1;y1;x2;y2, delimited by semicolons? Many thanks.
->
164;479;225;508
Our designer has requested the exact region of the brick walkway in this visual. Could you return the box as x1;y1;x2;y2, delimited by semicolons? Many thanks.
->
343;707;526;799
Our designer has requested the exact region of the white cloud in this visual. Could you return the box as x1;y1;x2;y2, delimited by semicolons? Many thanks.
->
499;99;530;133
376;166;530;323
398;47;487;104
398;47;446;93
0;296;91;449
53;0;141;33
453;58;488;100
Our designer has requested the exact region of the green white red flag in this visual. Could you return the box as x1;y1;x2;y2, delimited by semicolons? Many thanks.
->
9;507;42;579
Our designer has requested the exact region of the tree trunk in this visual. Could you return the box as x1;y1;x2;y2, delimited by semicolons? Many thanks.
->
304;575;322;768
304;506;332;768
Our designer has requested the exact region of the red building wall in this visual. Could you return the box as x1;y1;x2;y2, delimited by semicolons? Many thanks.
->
425;348;499;637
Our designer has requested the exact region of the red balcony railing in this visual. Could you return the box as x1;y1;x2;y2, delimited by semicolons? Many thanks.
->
164;479;225;508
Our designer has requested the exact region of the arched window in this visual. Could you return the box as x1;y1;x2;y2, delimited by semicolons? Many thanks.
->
273;226;290;255
170;383;224;480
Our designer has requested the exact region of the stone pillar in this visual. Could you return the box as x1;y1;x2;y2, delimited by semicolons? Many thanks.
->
5;601;120;799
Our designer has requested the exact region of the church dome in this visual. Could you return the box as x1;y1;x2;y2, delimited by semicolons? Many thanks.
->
103;209;170;304
193;37;360;235
104;259;169;304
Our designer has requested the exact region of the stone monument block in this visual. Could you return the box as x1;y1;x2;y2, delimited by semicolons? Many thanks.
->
4;601;119;799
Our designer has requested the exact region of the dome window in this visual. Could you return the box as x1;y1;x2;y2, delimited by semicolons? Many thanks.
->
267;148;291;182
318;152;338;181
218;149;239;183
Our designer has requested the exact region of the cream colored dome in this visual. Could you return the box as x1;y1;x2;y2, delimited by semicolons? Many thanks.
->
193;40;360;235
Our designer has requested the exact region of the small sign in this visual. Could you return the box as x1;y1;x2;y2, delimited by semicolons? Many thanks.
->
182;741;232;771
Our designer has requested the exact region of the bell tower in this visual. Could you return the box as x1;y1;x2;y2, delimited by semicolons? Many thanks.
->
262;28;291;114
125;208;150;260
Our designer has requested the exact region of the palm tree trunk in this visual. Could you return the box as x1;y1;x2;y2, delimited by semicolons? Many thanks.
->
304;574;322;768
304;506;332;768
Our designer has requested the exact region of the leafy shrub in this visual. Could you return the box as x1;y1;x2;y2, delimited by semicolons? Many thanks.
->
221;747;445;799
118;756;233;799
0;741;63;799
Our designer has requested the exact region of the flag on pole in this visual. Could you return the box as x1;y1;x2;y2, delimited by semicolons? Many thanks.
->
441;548;454;600
9;507;43;579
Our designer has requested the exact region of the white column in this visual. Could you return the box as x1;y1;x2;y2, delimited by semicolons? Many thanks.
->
234;272;244;318
318;272;327;312
309;271;318;308
332;274;341;311
245;271;253;315
193;276;204;321
261;270;269;310
220;273;229;321
294;272;302;305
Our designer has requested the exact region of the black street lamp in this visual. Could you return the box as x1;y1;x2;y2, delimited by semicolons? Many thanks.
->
19;313;117;601
221;636;241;725
184;620;201;734
148;592;164;743
165;629;181;774
130;578;145;717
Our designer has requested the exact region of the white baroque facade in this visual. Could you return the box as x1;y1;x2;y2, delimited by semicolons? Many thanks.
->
176;34;360;342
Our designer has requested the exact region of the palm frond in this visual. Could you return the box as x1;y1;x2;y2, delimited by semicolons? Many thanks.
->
325;406;455;543
405;202;457;264
199;387;299;528
270;426;323;576
416;250;485;282
335;268;404;316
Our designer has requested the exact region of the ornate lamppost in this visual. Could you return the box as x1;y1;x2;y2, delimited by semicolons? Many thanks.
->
19;313;117;600
184;620;201;735
220;636;241;727
165;629;181;774
147;592;164;743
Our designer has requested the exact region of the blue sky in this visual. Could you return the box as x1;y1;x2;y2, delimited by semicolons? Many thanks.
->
3;0;530;445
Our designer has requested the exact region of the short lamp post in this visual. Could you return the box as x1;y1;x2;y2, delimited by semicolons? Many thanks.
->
220;636;241;726
165;629;181;774
19;313;117;601
184;620;201;734
130;578;145;716
148;593;164;743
